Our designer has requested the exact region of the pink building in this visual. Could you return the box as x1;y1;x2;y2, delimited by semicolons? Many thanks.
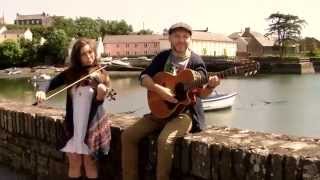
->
103;35;162;57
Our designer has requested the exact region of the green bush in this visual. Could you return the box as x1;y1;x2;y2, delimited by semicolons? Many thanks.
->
0;40;23;68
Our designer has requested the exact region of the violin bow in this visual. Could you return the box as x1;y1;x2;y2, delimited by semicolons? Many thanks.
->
32;64;110;106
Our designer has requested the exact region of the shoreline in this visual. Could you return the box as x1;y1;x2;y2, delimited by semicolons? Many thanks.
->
0;66;141;79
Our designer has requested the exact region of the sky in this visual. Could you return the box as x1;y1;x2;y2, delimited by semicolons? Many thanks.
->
1;0;319;39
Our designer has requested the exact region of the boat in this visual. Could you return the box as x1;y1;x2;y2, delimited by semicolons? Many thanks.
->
201;91;238;111
31;74;51;88
111;59;131;67
4;68;22;75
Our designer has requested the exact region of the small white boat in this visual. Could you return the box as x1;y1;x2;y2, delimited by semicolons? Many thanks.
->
31;74;51;88
5;67;21;75
201;91;238;111
111;59;131;67
101;57;113;62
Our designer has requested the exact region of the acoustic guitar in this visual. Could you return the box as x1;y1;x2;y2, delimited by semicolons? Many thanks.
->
147;61;260;119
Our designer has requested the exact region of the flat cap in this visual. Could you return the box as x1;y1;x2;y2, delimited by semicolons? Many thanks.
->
168;22;192;35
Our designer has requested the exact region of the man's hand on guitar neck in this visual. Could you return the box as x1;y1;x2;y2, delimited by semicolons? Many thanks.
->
200;75;220;98
141;75;178;103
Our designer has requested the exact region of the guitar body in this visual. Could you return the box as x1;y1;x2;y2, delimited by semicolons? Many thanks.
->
147;61;260;119
148;69;199;119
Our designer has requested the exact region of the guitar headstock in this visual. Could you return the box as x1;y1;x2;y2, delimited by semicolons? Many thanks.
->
234;61;260;77
106;88;117;101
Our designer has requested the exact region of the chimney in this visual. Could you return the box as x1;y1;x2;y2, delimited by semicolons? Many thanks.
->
245;27;250;34
163;28;168;35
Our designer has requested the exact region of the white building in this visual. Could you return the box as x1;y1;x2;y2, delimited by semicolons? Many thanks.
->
160;31;237;57
0;28;33;43
0;26;7;34
96;37;104;59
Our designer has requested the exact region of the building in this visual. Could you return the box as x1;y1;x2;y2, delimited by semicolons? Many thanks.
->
241;28;278;57
299;37;320;52
14;12;54;26
229;27;299;57
0;26;7;34
0;16;5;25
0;28;33;43
103;35;162;57
96;37;104;59
103;31;237;58
189;31;236;57
228;32;249;57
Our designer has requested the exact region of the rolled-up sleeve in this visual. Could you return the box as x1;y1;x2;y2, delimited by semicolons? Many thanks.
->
139;53;166;82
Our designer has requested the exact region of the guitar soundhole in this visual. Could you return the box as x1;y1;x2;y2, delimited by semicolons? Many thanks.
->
165;101;177;109
174;83;187;101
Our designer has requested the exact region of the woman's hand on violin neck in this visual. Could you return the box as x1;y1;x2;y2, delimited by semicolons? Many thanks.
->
96;83;108;101
35;91;46;103
89;71;100;80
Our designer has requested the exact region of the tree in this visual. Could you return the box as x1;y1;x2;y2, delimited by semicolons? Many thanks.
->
39;29;70;64
265;12;306;58
19;38;40;66
99;19;133;36
137;29;153;35
52;16;77;38
74;17;100;39
0;40;23;67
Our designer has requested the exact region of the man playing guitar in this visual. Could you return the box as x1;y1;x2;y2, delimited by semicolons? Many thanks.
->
121;22;220;180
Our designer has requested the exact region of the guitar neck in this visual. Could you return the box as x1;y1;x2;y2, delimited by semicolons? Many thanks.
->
187;63;258;89
208;67;238;78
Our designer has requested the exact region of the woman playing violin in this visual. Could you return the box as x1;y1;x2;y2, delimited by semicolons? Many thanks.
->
35;38;111;180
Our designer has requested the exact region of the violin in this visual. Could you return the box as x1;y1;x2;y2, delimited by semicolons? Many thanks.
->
33;64;117;106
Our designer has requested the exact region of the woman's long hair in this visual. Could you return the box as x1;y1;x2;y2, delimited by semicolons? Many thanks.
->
70;38;98;70
67;38;99;83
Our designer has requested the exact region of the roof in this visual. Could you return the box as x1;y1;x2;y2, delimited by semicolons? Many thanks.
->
191;31;234;42
16;13;49;20
103;34;162;43
228;32;242;40
4;29;28;35
246;31;276;47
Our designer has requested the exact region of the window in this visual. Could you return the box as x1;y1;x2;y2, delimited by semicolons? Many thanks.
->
135;44;138;48
144;43;147;47
126;44;129;48
116;44;119;48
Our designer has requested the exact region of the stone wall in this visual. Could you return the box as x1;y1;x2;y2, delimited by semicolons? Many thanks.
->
0;101;320;180
253;60;315;74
